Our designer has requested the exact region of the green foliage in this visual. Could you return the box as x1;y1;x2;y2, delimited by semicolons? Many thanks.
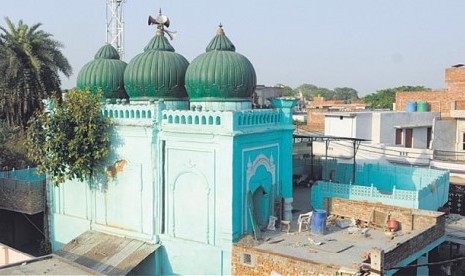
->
0;17;72;128
0;121;33;170
363;86;429;110
27;89;110;185
289;83;360;101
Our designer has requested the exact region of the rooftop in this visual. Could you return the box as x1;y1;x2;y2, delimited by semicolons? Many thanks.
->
234;187;446;274
0;254;100;275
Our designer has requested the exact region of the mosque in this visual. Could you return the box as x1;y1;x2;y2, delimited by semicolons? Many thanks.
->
49;11;297;275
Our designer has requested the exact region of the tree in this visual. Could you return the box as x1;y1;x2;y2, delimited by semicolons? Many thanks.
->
27;89;110;185
0;121;32;170
0;17;72;128
333;87;359;102
295;83;318;100
363;86;429;110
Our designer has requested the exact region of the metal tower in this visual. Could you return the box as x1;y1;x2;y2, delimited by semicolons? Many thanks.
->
106;0;125;60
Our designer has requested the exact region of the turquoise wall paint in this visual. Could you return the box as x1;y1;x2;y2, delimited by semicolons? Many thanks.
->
49;98;298;275
158;236;230;275
312;161;449;211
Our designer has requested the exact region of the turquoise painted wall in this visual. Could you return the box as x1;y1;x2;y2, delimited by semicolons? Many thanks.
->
49;98;298;275
312;161;449;211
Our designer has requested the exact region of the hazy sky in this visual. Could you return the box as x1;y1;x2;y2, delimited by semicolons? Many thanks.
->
3;0;465;96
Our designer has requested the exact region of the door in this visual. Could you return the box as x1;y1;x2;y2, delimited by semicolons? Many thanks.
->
405;128;413;148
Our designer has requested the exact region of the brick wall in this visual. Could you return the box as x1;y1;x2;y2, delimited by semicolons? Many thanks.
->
306;109;326;132
0;180;45;215
324;198;443;231
383;217;445;269
396;67;465;117
232;245;341;275
324;198;445;271
445;67;465;92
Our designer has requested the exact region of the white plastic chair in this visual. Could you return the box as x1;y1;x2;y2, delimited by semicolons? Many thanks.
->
298;211;313;232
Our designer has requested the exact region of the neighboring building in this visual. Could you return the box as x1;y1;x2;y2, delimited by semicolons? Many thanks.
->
320;111;439;165
253;85;284;108
47;20;297;275
396;65;465;198
395;65;465;118
306;96;369;132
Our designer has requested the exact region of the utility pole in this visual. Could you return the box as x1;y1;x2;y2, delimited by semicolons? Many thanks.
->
106;0;125;60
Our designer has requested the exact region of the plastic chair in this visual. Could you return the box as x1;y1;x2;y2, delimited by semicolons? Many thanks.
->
298;211;313;232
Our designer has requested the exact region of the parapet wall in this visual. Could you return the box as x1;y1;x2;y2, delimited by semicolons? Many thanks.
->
161;109;282;132
232;245;340;276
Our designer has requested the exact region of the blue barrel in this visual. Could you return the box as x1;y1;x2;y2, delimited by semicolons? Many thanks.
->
311;209;327;235
406;101;417;112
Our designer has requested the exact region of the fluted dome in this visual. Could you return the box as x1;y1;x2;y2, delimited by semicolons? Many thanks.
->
124;31;189;101
76;44;128;99
185;26;257;102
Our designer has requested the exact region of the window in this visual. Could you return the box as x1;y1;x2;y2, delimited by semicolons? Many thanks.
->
395;129;403;145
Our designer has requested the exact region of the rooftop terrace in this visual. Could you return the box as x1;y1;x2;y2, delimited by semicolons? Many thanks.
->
233;194;445;275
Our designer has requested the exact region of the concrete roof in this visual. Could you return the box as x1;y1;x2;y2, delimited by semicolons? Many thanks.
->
0;254;100;275
239;217;425;273
238;186;444;273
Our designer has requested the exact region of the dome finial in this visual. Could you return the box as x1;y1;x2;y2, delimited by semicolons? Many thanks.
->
148;9;177;40
217;23;224;35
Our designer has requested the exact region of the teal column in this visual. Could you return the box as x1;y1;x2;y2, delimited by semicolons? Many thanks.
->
271;98;298;125
417;253;428;276
271;98;298;221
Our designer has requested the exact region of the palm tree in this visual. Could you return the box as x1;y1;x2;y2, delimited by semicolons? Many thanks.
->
0;17;72;128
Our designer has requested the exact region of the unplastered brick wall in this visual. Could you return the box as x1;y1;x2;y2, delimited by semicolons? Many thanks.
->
396;67;465;117
232;245;341;276
445;67;465;91
395;89;465;117
383;217;445;270
306;109;326;132
324;197;443;231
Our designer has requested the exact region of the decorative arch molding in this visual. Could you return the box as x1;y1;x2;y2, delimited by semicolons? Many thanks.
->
169;162;211;243
246;153;276;192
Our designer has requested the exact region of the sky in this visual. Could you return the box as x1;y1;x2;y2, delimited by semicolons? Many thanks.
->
3;0;465;96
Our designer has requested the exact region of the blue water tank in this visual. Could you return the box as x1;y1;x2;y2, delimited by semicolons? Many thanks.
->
406;101;417;112
311;209;327;235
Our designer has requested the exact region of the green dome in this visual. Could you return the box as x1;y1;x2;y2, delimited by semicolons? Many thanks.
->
76;44;128;99
185;26;257;102
124;32;189;101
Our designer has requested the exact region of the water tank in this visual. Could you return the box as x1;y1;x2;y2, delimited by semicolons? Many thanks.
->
417;101;429;112
406;101;417;112
311;209;327;235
